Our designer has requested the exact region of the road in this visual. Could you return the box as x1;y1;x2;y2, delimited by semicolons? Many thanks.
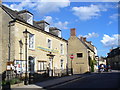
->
49;71;120;88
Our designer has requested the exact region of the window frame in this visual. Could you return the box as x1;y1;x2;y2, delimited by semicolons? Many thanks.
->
29;33;35;49
38;61;47;71
47;38;52;49
77;53;83;58
60;43;64;55
60;59;64;69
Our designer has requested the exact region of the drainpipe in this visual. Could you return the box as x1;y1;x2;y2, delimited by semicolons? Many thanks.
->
66;43;68;75
8;19;16;62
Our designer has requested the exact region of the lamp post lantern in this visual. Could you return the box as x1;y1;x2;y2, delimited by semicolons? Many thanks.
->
23;29;30;85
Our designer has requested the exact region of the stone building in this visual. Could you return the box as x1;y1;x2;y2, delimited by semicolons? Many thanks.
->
107;47;120;70
0;4;68;80
98;56;107;66
68;28;96;74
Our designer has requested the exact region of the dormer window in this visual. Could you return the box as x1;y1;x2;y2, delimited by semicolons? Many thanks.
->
49;27;62;37
26;13;33;25
18;10;33;25
35;20;50;32
58;30;61;37
45;23;49;32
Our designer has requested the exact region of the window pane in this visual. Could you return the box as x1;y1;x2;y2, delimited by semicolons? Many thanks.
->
61;60;63;69
38;62;47;71
60;44;63;54
29;34;34;49
48;39;51;48
77;53;83;58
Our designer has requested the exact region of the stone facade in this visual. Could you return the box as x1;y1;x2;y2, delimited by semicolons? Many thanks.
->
107;47;120;70
0;5;15;75
0;5;68;78
14;21;68;76
68;28;96;74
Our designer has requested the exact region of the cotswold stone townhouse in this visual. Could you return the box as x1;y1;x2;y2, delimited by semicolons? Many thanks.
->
107;47;120;70
68;28;97;74
0;4;68;80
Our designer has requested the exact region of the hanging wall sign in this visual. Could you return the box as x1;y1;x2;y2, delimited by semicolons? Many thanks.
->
37;46;59;53
6;61;14;71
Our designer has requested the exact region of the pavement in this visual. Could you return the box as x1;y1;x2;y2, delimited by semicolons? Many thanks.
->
12;73;95;89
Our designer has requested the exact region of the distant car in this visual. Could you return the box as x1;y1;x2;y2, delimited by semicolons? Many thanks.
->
98;64;106;72
106;65;112;72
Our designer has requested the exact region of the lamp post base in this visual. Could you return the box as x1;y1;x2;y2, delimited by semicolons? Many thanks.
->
24;77;28;85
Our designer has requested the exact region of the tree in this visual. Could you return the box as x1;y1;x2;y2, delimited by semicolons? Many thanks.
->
89;56;96;72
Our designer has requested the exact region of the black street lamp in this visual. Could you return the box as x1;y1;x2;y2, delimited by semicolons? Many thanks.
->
23;29;30;85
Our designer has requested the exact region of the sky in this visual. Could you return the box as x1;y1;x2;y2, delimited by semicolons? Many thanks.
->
2;0;120;57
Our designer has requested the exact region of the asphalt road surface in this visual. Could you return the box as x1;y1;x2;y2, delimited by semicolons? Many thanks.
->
50;72;120;88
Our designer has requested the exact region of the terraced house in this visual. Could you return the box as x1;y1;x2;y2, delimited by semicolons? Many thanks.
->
68;28;97;74
107;47;120;70
0;4;68;81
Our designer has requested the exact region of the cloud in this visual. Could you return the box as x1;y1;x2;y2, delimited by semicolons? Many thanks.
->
110;13;119;21
108;21;113;25
54;21;68;29
44;16;53;24
101;34;120;47
3;0;70;15
108;13;119;25
3;0;120;2
4;0;36;11
72;4;107;21
44;16;68;29
35;0;70;15
78;32;99;39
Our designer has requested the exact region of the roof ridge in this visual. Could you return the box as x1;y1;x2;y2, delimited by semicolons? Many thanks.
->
77;37;95;53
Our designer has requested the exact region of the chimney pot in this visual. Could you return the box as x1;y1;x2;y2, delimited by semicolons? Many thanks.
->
89;41;92;44
83;37;86;42
70;28;76;36
80;37;83;41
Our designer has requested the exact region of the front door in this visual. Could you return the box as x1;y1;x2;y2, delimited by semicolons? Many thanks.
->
29;56;35;73
49;58;53;76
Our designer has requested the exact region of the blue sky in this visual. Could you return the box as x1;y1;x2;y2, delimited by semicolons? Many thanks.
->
3;0;119;57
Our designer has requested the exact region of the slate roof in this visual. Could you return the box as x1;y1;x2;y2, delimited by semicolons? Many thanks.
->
1;4;67;42
35;20;50;25
78;38;95;53
49;27;61;31
107;47;120;58
17;10;33;15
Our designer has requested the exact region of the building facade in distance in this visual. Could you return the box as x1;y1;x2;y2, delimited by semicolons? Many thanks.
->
107;47;120;70
68;28;97;74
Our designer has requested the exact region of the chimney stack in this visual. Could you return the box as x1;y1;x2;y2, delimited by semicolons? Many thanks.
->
83;37;86;42
89;41;92;44
110;49;113;52
0;0;2;3
70;28;76;36
80;37;83;41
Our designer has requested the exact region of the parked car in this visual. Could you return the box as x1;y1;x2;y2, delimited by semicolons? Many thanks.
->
98;64;106;73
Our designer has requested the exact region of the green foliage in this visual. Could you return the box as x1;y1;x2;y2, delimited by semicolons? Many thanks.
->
92;59;97;66
9;78;21;85
0;80;7;85
89;57;96;72
1;78;22;85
